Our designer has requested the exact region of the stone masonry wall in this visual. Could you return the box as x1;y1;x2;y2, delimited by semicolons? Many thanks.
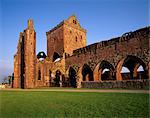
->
14;15;149;89
63;15;86;55
13;33;22;88
81;79;150;89
24;20;36;88
46;15;86;60
65;27;149;73
46;25;64;60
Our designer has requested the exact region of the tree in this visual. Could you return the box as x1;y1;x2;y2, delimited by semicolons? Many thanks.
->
3;76;8;84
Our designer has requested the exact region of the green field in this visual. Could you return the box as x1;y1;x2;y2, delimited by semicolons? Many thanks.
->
0;90;149;118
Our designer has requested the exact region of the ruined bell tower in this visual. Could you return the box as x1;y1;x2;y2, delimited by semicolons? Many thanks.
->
46;15;86;61
13;19;36;88
24;19;36;88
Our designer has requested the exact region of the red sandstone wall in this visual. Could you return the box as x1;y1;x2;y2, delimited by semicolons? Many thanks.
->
65;27;149;79
63;15;86;55
24;20;36;88
46;15;86;60
46;26;64;60
14;16;149;89
35;58;66;87
13;33;22;88
13;54;20;88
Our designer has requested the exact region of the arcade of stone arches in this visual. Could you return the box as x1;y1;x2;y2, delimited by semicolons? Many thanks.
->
38;55;149;88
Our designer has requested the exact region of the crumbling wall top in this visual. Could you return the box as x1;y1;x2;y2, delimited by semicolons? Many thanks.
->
66;26;149;58
28;19;34;29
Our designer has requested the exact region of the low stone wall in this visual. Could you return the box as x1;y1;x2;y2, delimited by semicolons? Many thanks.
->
81;79;150;89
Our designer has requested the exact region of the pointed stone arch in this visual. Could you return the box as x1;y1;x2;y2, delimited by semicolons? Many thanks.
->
116;55;147;80
94;60;115;81
82;64;94;81
55;70;62;87
75;64;93;88
68;67;77;88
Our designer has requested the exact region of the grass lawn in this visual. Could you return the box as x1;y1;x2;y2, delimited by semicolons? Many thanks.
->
0;90;149;118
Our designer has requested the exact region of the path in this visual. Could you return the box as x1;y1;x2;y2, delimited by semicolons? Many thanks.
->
1;88;149;94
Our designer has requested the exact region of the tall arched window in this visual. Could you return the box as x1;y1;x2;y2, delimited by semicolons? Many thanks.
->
38;69;41;80
100;60;115;81
82;64;93;81
69;67;77;88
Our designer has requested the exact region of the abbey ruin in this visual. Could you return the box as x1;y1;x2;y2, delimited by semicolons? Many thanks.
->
13;15;150;89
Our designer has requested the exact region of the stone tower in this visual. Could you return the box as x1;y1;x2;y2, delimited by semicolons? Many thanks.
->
46;15;86;61
13;19;36;88
24;19;36;88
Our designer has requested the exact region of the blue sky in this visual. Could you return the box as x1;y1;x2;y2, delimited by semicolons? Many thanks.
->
0;0;149;82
